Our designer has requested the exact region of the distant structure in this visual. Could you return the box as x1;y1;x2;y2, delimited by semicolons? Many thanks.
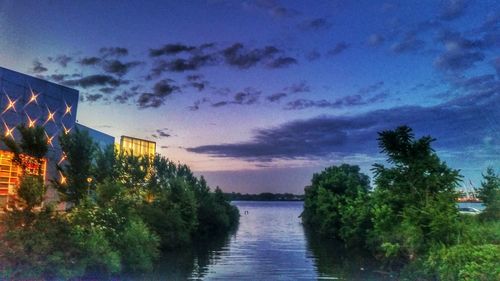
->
0;66;113;207
119;135;156;157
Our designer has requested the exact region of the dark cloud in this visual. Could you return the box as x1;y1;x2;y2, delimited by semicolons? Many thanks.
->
212;87;261;107
366;34;385;46
266;93;287;102
31;60;48;73
45;74;69;82
222;43;279;69
358;81;384;94
156;128;171;138
267;57;297;68
99;47;128;57
285;81;310;93
440;0;468;21
299;18;332;31
114;90;138;104
102;59;142;76
48;55;72;67
391;32;425;54
85;93;104;102
285;90;388;110
187;89;499;161
99;87;115;94
149;43;197;57
137;79;180;108
62;74;125;88
79;56;102;66
434;49;484;71
328;42;350;56
188;98;210;111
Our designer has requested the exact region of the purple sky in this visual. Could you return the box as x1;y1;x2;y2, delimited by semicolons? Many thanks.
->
0;0;498;193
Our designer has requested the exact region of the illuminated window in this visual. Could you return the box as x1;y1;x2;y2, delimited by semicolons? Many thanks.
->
119;136;156;157
0;150;47;202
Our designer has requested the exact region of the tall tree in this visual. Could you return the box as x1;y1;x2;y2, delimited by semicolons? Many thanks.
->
370;126;461;260
476;167;500;220
56;128;97;204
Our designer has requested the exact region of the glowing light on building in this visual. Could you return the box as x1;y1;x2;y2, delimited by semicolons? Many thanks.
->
63;102;72;116
62;124;72;134
44;108;56;125
27;89;40;105
58;153;67;165
119;136;156;157
3;122;15;138
2;94;18;114
59;171;67;185
26;113;37;128
45;131;55;147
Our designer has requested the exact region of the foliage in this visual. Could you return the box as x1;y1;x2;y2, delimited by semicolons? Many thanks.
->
369;126;461;260
1;125;48;173
57;128;97;204
425;244;500;281
302;164;371;245
476;167;500;221
16;175;46;211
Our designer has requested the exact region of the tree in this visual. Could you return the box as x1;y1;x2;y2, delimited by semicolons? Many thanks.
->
370;126;461;261
476;167;500;220
302;164;371;245
56;128;97;205
1;125;48;210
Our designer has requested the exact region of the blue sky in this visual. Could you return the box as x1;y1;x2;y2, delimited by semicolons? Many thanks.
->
0;0;498;193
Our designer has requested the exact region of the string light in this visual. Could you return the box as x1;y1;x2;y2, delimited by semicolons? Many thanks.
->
58;153;67;165
27;88;40;105
63;102;72;116
3;121;15;138
44;108;56;125
2;94;17;114
26;113;37;128
62;124;72;134
45;131;55;147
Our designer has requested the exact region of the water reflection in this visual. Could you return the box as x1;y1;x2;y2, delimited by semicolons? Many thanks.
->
132;201;394;280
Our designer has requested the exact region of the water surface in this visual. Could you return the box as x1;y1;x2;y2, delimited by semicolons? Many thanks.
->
145;201;392;280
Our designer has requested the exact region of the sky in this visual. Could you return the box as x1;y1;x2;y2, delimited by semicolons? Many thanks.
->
0;0;498;194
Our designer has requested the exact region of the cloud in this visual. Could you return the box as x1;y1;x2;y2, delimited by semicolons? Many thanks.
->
85;93;104;102
48;55;72;67
391;32;425;54
31;60;48;73
222;43;278;69
284;89;387;110
285;81;310;93
440;0;468;21
267;57;297;68
187;89;499;161
328;42;349;56
79;56;102;66
366;34;385;46
102;59;142;76
99;47;129;57
188;98;210;111
358;81;384;94
137;79;180;108
434;48;484;72
266;93;287;102
149;43;197;57
61;74;125;88
211;87;261;107
156;128;171;138
299;18;332;31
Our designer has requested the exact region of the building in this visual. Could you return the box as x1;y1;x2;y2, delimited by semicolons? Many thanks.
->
119;135;156;157
76;123;115;149
0;66;113;207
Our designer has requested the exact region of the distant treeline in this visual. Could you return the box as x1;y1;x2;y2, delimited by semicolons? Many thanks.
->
225;192;304;201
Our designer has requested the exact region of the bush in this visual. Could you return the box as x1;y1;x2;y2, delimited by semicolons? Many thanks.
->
117;218;160;272
426;244;500;281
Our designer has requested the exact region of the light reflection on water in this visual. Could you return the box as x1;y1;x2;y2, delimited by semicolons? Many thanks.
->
133;201;394;280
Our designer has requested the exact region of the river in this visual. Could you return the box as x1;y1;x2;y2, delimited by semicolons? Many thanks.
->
137;201;394;280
